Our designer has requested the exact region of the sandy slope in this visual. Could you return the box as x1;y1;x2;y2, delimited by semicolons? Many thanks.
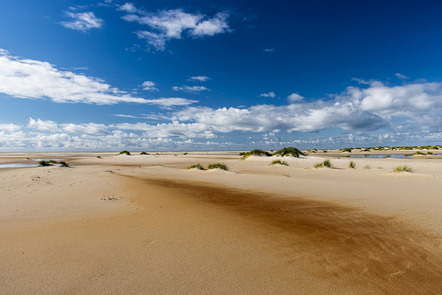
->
0;152;441;294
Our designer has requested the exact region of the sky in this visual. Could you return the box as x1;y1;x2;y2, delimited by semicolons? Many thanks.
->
1;0;442;152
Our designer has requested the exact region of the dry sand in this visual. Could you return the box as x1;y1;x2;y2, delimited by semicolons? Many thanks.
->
0;151;441;294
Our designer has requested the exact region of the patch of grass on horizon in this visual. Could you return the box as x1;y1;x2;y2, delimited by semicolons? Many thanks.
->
274;147;305;158
240;149;272;159
393;165;414;173
118;150;131;155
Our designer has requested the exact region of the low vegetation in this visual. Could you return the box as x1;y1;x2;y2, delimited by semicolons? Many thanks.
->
393;165;414;173
140;151;149;155
274;147;305;158
348;161;356;169
271;160;289;166
207;163;229;171
188;163;206;170
118;150;131;155
314;159;333;168
240;149;272;159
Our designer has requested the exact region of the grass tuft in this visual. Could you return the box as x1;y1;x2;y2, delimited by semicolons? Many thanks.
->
314;159;333;168
240;149;272;159
140;151;149;155
118;150;131;155
188;163;206;170
349;161;356;169
271;160;289;166
273;147;305;158
393;165;414;173
207;163;229;171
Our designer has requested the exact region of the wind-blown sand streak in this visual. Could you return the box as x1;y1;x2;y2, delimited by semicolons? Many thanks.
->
125;177;442;294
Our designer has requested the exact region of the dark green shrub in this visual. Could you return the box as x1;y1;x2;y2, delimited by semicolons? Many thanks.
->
119;150;131;155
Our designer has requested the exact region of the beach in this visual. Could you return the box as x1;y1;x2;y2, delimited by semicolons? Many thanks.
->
0;151;441;294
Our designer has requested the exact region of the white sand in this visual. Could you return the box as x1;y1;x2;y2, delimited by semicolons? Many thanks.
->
0;151;441;294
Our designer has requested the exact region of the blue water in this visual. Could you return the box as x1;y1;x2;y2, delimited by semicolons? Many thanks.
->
0;163;38;168
348;154;409;158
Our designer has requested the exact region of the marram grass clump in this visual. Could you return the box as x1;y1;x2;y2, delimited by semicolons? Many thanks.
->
118;150;131;155
271;160;289;166
348;161;356;169
393;165;414;173
273;147;305;158
314;159;333;169
240;149;272;159
38;160;69;167
188;163;206;170
207;163;229;171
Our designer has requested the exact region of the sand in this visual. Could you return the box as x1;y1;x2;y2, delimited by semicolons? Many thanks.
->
0;151;441;294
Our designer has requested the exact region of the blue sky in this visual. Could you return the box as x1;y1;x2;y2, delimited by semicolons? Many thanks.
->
1;0;442;151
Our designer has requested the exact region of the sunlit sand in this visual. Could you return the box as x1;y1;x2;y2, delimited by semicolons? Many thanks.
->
1;150;441;294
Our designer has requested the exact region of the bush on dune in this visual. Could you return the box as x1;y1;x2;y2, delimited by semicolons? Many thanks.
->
273;147;305;158
240;149;272;159
271;160;289;166
207;163;229;171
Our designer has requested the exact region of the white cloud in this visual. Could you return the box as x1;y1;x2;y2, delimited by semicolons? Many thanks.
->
61;11;103;32
28;118;59;132
62;123;109;135
118;2;137;13
192;12;229;36
120;9;230;50
0;123;21;132
258;92;276;98
176;81;442;133
142;80;159;91
395;73;409;79
188;76;211;82
144;97;198;107
0;50;188;106
263;48;275;52
287;93;304;103
172;85;208;93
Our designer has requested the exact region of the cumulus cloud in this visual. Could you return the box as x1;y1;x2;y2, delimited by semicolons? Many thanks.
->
0;123;21;132
0;50;191;107
287;93;304;103
142;80;159;91
61;11;103;32
172;85;208;93
188;76;211;82
176;81;442;133
120;8;230;50
28;118;59;132
258;92;276;98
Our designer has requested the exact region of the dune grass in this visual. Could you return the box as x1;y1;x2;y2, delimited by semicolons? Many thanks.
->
314;159;333;168
188;163;206;170
393;165;414;173
240;149;272;159
271;160;289;166
273;147;305;158
348;161;356;169
118;150;131;155
207;163;229;171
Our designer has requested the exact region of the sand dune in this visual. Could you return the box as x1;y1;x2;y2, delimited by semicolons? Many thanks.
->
0;152;441;294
